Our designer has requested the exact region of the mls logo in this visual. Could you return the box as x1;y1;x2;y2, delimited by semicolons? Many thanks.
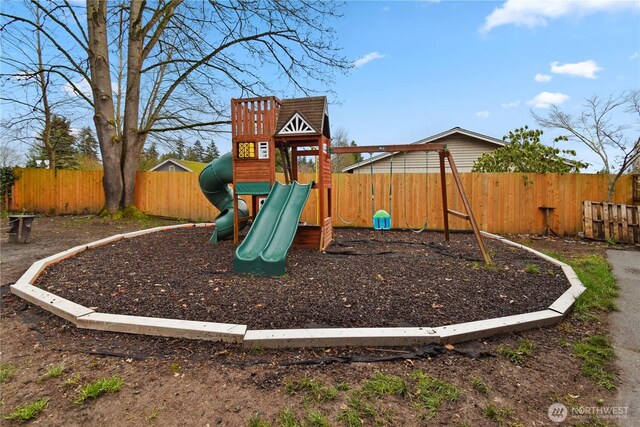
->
548;403;568;423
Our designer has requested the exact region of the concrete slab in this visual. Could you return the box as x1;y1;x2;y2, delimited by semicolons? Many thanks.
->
244;327;439;349
194;223;215;228
76;312;246;343
121;228;166;238
434;310;563;344
548;283;587;314
561;265;580;281
85;234;124;249
15;260;48;285
607;250;640;427
497;239;569;267
9;283;94;323
480;231;504;240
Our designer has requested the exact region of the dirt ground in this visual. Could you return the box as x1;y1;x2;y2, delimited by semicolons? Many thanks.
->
0;216;624;426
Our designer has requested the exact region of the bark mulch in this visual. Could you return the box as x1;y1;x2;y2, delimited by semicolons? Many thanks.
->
34;227;569;329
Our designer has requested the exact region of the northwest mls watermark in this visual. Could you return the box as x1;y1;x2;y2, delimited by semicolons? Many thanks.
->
548;403;629;423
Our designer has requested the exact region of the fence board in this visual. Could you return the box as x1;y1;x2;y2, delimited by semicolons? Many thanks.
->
8;169;636;236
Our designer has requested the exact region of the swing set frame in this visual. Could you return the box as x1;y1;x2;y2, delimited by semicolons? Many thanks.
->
331;143;492;265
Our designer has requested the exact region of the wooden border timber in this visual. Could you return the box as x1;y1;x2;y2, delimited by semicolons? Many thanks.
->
329;145;492;264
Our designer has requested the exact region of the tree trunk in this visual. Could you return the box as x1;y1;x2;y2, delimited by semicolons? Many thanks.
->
121;0;144;208
87;0;122;213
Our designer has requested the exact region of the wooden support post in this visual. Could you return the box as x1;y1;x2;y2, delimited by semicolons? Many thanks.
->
233;194;239;244
445;151;492;265
439;151;450;241
279;146;292;183
291;147;298;182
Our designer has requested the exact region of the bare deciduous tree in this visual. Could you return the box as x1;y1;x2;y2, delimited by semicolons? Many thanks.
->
0;2;82;170
2;0;349;213
533;90;640;201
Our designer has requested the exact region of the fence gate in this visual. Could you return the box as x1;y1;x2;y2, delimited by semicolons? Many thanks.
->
582;201;640;244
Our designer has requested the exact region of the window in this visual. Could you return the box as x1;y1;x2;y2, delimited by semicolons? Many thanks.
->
168;165;175;171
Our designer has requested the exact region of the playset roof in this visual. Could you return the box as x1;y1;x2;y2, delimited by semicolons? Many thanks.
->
275;96;330;138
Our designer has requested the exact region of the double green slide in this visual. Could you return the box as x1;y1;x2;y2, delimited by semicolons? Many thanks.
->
199;154;311;276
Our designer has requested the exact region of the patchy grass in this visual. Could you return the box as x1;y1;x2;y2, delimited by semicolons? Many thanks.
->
248;412;272;427
40;363;66;382
304;411;330;427
470;377;490;395
145;408;159;422
63;373;81;386
483;403;514;426
278;409;300;427
75;376;124;404
524;263;540;274
4;398;49;423
285;376;339;402
411;370;461;418
339;396;379;426
0;364;16;383
544;252;617;320
362;373;410;398
497;338;534;366
574;335;617;390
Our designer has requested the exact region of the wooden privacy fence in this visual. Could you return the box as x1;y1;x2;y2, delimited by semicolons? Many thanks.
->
582;201;639;244
9;168;635;236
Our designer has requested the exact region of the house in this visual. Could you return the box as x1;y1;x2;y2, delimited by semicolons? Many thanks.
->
342;127;505;173
149;158;208;173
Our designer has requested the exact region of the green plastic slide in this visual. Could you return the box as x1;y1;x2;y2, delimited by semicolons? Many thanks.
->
234;181;312;276
198;152;249;243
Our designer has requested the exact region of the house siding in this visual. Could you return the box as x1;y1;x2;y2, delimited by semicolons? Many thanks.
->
350;134;499;174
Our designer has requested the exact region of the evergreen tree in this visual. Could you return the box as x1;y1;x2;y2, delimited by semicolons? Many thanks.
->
192;141;205;162
175;138;186;160
350;140;363;164
203;141;220;163
26;114;78;169
139;142;160;170
76;127;99;159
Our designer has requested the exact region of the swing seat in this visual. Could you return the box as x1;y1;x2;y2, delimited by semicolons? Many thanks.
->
373;210;391;230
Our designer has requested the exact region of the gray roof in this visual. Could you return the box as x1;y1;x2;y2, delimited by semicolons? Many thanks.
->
341;127;505;172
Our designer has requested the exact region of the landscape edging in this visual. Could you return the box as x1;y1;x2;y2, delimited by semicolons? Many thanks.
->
10;225;586;348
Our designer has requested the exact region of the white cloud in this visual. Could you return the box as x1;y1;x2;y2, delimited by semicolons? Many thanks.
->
353;52;386;69
550;60;602;79
527;91;569;109
501;100;521;108
534;73;552;83
630;52;640;60
475;111;490;119
481;0;639;33
63;78;92;98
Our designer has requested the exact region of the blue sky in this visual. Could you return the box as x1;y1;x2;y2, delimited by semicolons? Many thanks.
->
2;1;638;171
323;0;640;171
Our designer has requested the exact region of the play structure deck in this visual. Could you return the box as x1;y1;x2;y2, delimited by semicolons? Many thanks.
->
198;95;491;275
